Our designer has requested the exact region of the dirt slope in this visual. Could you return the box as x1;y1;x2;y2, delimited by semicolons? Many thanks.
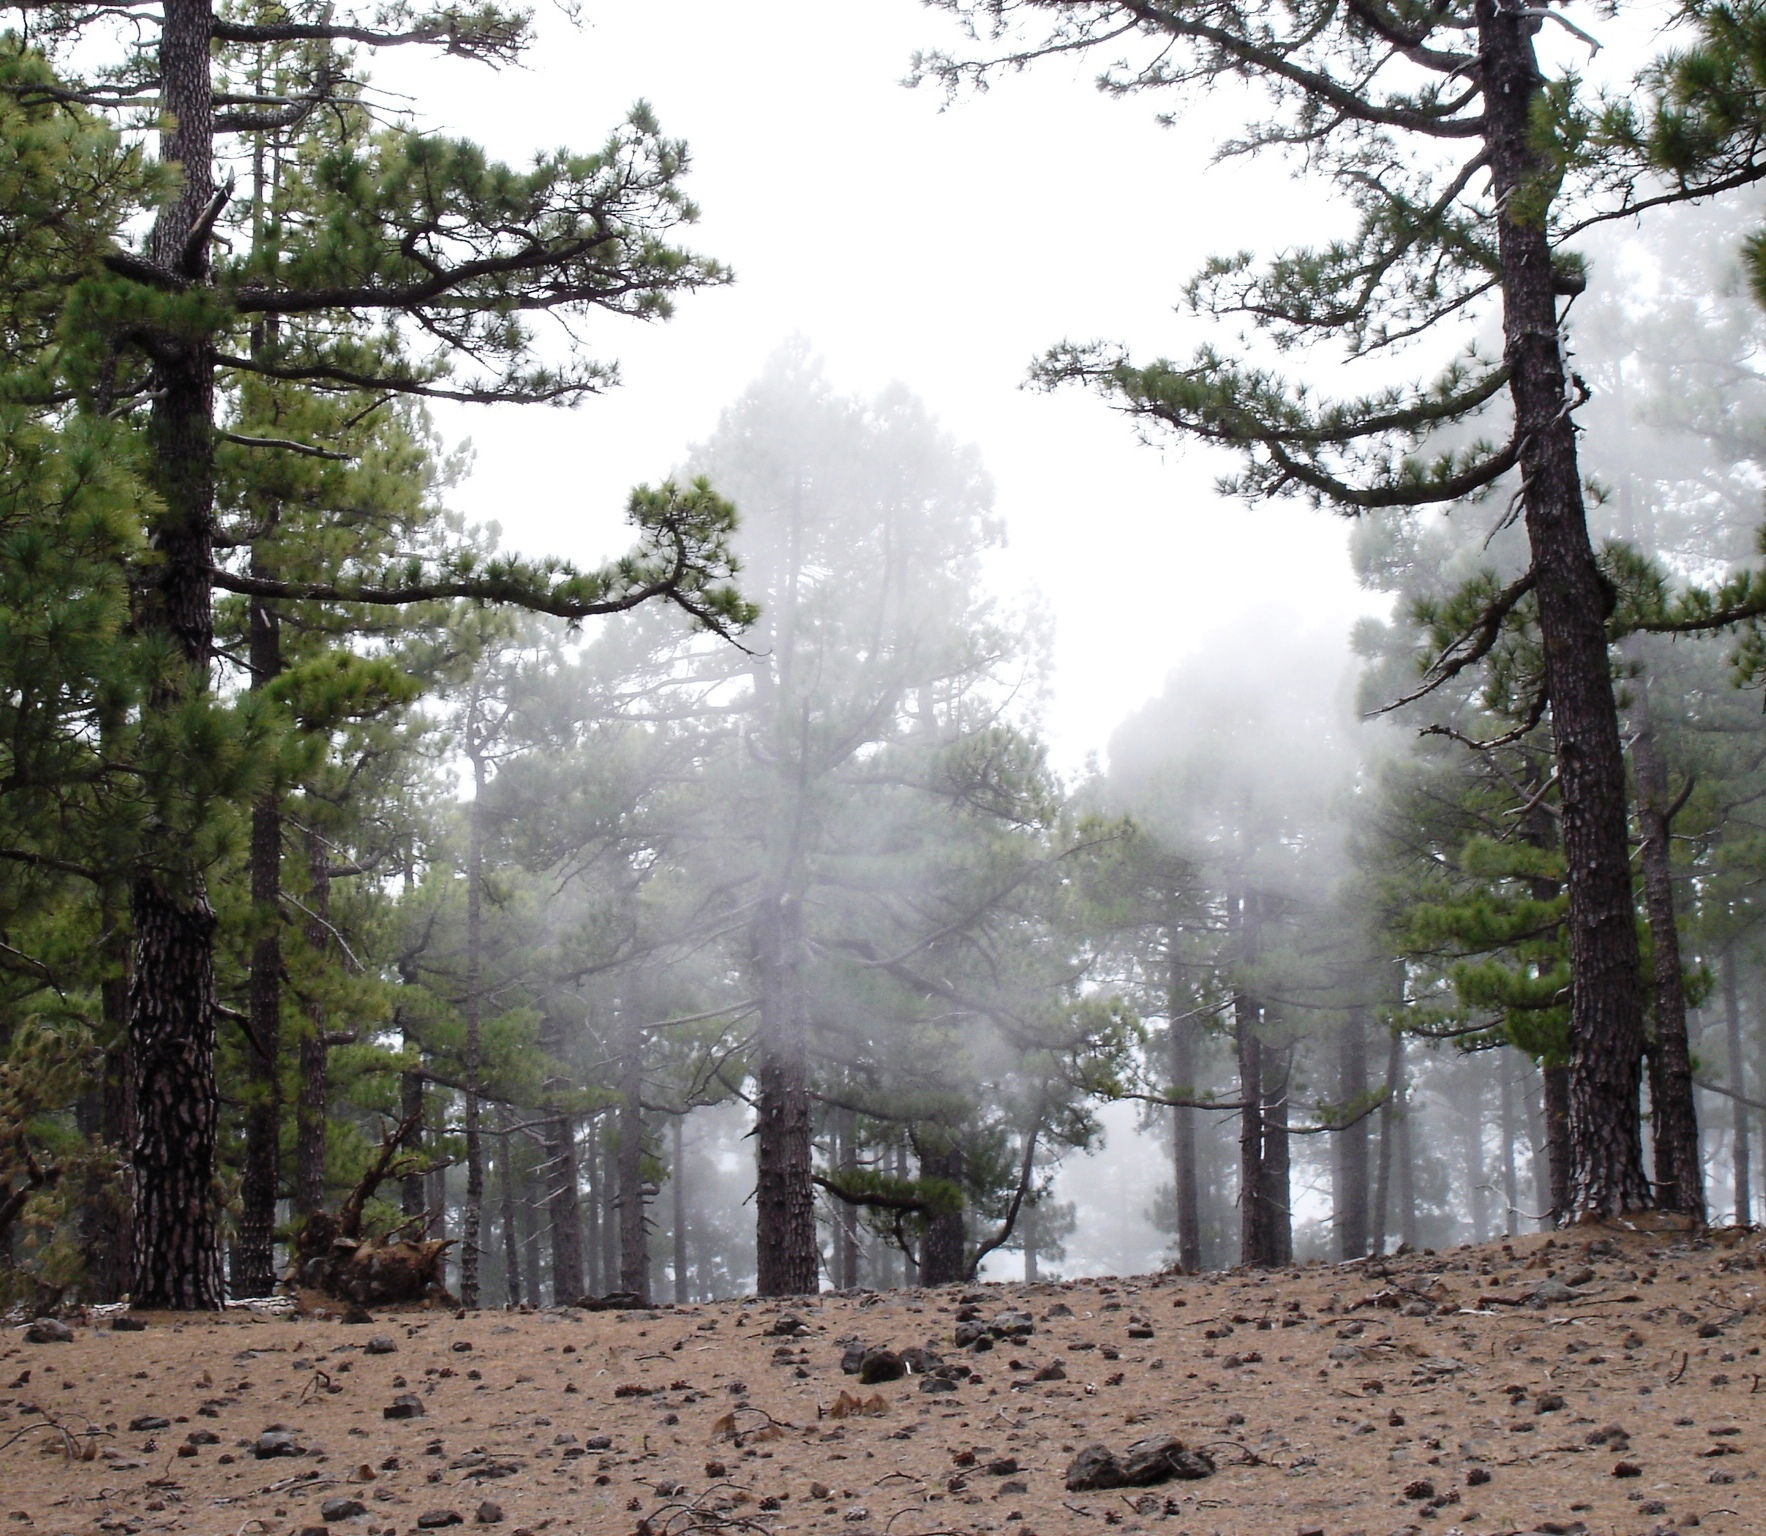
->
2;1225;1761;1536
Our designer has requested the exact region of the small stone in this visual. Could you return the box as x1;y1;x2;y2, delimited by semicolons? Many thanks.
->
384;1393;425;1420
1613;1461;1643;1478
128;1415;170;1432
341;1303;374;1325
320;1498;367;1521
1466;1467;1492;1487
1404;1479;1437;1501
1534;1393;1567;1415
364;1335;397;1356
474;1502;504;1525
253;1430;303;1459
416;1512;464;1529
110;1316;147;1332
1066;1445;1124;1492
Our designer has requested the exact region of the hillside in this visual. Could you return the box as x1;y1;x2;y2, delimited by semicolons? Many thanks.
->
2;1225;1760;1536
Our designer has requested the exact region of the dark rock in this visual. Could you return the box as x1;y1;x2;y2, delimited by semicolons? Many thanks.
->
474;1502;504;1525
1066;1445;1125;1492
1033;1362;1066;1381
857;1349;905;1385
384;1393;426;1420
23;1320;73;1344
416;1511;464;1529
899;1345;942;1374
110;1315;148;1332
364;1334;397;1355
320;1498;367;1521
954;1320;988;1348
985;1457;1019;1476
129;1415;171;1432
766;1313;808;1337
993;1310;1035;1340
1403;1479;1437;1501
253;1430;303;1459
919;1376;958;1393
839;1344;868;1375
341;1303;374;1325
583;1434;612;1450
1120;1434;1215;1485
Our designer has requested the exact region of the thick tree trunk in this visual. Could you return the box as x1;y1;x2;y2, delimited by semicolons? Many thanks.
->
753;893;818;1295
1630;698;1704;1220
1167;933;1203;1271
1481;0;1651;1217
583;1125;603;1296
1723;947;1752;1224
128;0;224;1312
1462;1075;1489;1242
542;1082;584;1304
1333;1006;1371;1259
829;1106;860;1290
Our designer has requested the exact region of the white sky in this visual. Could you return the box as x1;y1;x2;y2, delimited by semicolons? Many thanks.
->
385;0;1387;769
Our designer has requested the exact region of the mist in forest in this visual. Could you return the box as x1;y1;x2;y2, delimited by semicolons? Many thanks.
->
357;191;1761;1310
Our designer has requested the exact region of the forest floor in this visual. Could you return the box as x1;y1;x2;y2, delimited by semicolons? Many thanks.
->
2;1224;1762;1536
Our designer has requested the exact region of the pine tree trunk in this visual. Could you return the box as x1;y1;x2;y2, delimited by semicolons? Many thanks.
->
830;1106;860;1290
543;1087;584;1304
616;1010;649;1302
1631;697;1704;1219
1462;1075;1489;1242
1167;930;1203;1271
1022;1199;1041;1283
919;1135;966;1287
1234;888;1280;1268
1481;0;1651;1217
584;1126;603;1296
753;893;818;1295
128;0;224;1312
1397;1069;1420;1250
1723;947;1752;1224
1333;1006;1371;1259
82;877;134;1303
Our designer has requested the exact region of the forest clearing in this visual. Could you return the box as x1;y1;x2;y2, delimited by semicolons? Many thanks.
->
2;1225;1760;1536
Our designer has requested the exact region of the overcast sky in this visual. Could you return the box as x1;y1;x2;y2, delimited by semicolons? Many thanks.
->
383;0;1383;768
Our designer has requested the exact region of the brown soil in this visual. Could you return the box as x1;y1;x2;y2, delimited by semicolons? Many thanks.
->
3;1225;1762;1536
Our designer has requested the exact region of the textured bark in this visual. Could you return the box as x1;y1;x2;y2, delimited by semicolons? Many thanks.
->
129;877;223;1309
127;0;224;1311
79;883;133;1303
1481;0;1650;1217
828;1107;860;1291
1259;1037;1293;1267
1333;1007;1371;1259
1233;889;1283;1269
1631;699;1704;1220
1461;1080;1489;1241
753;894;818;1296
583;1127;603;1296
1723;948;1752;1225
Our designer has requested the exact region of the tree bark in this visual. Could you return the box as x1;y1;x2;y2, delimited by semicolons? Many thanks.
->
1480;0;1651;1217
128;0;224;1311
1372;1027;1404;1255
498;1110;522;1306
918;1133;967;1287
460;737;487;1309
753;891;818;1295
671;1113;690;1304
542;1071;584;1304
1260;1037;1293;1267
1499;1050;1522;1236
1542;1059;1573;1228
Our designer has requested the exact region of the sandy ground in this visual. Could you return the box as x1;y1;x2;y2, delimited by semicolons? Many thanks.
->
2;1225;1762;1536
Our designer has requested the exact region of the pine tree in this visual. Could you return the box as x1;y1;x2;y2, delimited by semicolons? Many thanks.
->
918;0;1674;1215
7;1;750;1305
